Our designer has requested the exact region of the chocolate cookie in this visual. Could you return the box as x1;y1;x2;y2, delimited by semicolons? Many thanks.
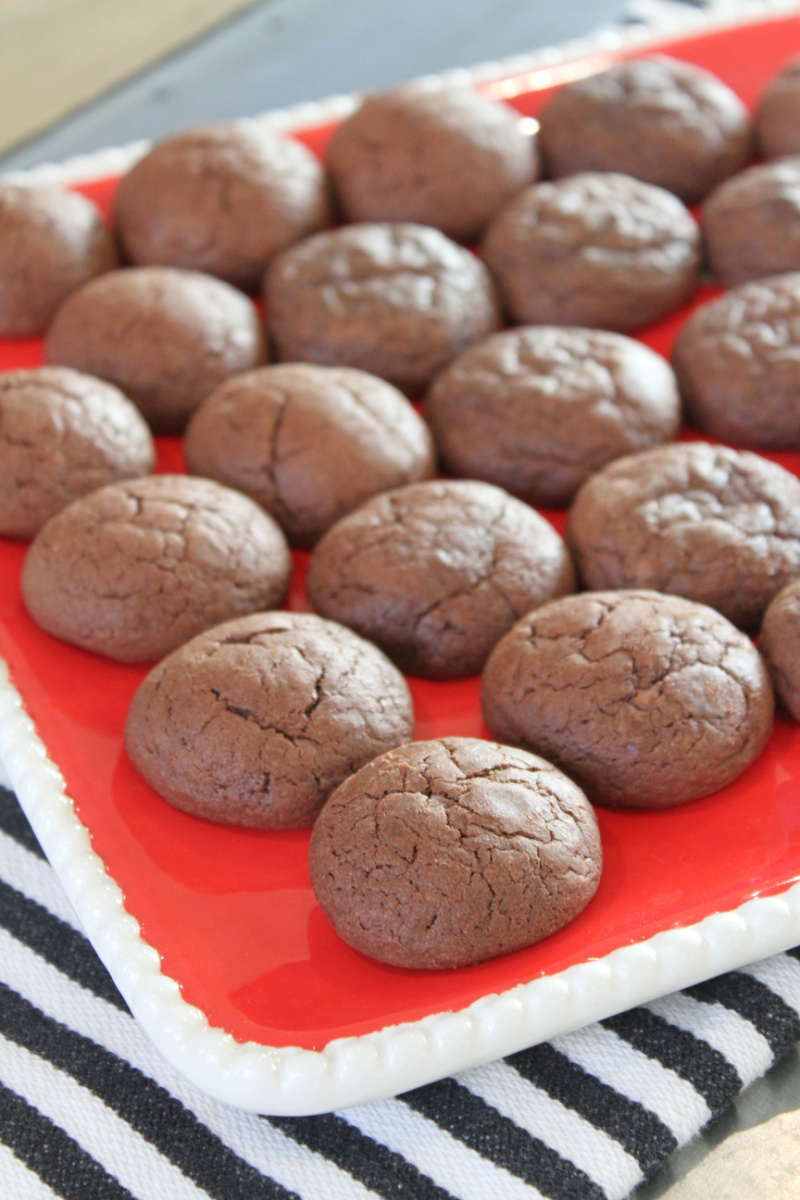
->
0;366;154;538
481;173;701;333
566;442;800;630
482;590;774;808
756;56;800;159
538;55;752;204
702;158;800;287
21;474;291;662
114;121;330;291
306;479;576;679
326;82;538;242
425;326;681;508
264;222;500;392
125;611;414;829
44;266;264;433
0;184;118;338
759;580;800;721
184;363;435;547
672;273;800;449
308;737;602;969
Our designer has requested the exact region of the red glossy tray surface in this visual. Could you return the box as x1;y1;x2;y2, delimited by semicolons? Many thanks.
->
3;14;800;1052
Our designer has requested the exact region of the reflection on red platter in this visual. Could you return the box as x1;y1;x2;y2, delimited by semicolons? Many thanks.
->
3;14;800;1052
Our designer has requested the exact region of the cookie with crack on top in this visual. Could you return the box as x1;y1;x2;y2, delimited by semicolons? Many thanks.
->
308;736;602;968
756;56;800;160
702;158;800;288
482;590;774;809
21;474;291;663
758;580;800;723
125;611;414;829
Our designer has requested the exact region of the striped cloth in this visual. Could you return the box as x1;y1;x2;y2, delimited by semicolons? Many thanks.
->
2;784;800;1200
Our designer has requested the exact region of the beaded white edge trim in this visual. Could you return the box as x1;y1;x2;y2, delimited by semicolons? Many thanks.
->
3;0;800;1115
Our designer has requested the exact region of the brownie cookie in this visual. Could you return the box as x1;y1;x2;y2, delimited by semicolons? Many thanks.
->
756;56;800;159
481;173;701;333
21;474;291;662
44;266;264;433
114;121;330;292
425;326;681;508
264;223;500;392
673;273;800;449
0;366;154;538
566;442;800;631
759;580;800;721
702;159;800;287
326;82;538;242
306;479;576;679
0;184;118;338
309;737;602;969
482;590;774;809
538;55;752;204
185;363;435;547
125;611;414;829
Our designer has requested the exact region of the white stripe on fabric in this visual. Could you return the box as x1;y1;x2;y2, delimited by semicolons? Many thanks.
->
646;993;771;1087
0;928;379;1200
742;955;800;1017
0;1141;62;1200
0;1032;212;1200
459;1058;643;1199
343;1096;548;1200
0;830;81;930
552;1024;710;1144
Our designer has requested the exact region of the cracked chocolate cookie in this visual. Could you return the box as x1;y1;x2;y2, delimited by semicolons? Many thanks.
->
0;366;155;538
264;222;500;392
566;442;800;631
482;590;774;809
481;173;701;333
537;55;751;204
756;56;800;159
702;158;800;287
114;121;330;292
759;580;800;722
672;273;800;449
306;479;576;679
44;266;264;433
308;736;602;969
125;610;414;829
0;184;118;338
425;326;681;508
184;363;435;547
326;82;538;242
21;474;291;662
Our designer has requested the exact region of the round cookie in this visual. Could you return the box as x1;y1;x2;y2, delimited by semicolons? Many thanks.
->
756;56;800;159
306;479;576;679
114;121;330;292
326;82;538;242
481;173;701;333
759;580;800;721
672;273;800;449
566;442;800;631
308;737;602;969
482;590;774;809
425;326;681;508
21;474;291;663
264;222;500;392
0;366;155;538
537;55;752;204
125;611;414;829
0;184;118;338
44;266;264;433
702;158;800;287
184;363;436;547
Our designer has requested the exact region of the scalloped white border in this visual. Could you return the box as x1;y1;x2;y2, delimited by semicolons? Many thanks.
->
4;1;800;1116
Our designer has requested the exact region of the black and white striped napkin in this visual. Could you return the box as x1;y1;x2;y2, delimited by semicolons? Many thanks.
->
2;783;800;1200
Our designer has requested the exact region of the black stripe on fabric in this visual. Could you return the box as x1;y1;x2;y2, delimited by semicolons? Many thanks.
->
0;982;299;1200
402;1076;606;1200
271;1112;457;1200
783;946;800;966
0;1078;136;1200
0;877;127;1012
601;1008;741;1115
0;786;45;860
684;971;800;1060
508;1041;677;1174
